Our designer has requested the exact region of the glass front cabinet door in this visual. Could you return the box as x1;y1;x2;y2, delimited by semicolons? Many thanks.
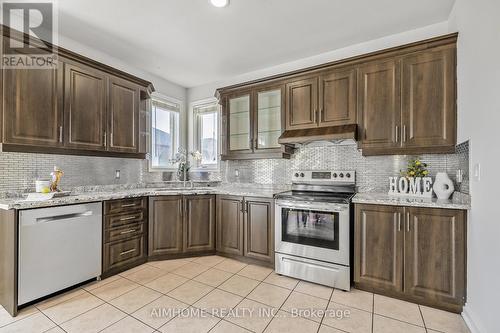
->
221;84;289;160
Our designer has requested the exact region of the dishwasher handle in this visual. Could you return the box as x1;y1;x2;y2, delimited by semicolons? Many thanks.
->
36;211;93;224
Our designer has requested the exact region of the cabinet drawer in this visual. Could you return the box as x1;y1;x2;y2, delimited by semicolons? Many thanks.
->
104;236;145;271
105;210;145;229
104;198;146;215
105;222;145;243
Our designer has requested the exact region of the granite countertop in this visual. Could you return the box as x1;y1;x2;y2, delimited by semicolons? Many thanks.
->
352;192;471;210
0;184;290;210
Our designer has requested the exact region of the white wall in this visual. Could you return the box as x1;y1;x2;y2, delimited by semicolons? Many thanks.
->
187;21;449;103
448;1;500;332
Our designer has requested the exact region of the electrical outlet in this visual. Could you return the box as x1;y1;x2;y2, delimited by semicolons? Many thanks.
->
235;169;239;177
473;163;480;182
115;170;121;179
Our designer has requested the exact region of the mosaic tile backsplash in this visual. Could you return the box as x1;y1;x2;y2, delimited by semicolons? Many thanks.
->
0;141;469;195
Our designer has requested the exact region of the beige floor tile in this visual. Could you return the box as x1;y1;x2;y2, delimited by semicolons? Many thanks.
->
247;283;291;308
123;266;167;285
132;295;188;329
89;277;140;301
44;327;66;333
322;302;372;333
0;305;39;327
159;307;220;333
318;324;345;333
41;291;103;324
36;288;86;311
192;256;226;267
210;320;252;333
281;291;328;322
119;264;151;277
373;314;426;333
374;294;424;326
167;280;214;305
213;259;247;274
218;274;260;297
101;315;155;333
193;268;233;287
294;281;333;300
61;303;125;333
331;288;373;312
0;312;56;333
147;259;190;272
171;262;211;279
225;298;276;333
109;286;162;314
263;273;299;290
420;306;470;333
237;265;273;281
145;273;189;294
193;289;243;317
264;310;319;333
83;275;121;291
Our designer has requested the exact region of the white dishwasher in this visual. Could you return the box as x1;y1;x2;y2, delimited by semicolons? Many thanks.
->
18;202;102;305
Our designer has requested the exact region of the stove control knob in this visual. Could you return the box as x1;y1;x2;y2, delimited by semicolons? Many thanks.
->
332;173;337;178
339;173;344;178
300;172;305;178
294;173;299;178
346;173;351;178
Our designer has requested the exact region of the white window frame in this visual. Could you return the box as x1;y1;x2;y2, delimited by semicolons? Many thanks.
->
149;94;183;171
189;98;220;171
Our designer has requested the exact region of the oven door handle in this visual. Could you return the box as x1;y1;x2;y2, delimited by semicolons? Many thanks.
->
275;201;349;212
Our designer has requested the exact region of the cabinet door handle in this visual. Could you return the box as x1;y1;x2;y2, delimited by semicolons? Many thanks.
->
397;213;401;231
395;126;399;143
120;229;137;235
103;131;107;146
403;125;407;143
121;203;137;208
58;126;63;143
120;248;136;256
254;138;258;149
110;132;114;147
240;200;245;213
119;216;136;221
406;212;410;232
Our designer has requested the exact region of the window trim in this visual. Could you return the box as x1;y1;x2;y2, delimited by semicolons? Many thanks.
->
148;93;183;172
190;98;220;171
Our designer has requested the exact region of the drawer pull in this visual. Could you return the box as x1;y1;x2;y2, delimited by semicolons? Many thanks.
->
120;249;136;256
120;216;136;221
120;229;137;235
121;203;138;208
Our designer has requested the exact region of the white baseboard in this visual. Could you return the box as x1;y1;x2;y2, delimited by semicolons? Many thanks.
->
462;306;482;333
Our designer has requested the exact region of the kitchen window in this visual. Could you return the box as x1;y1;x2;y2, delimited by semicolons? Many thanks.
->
193;101;219;169
150;97;180;169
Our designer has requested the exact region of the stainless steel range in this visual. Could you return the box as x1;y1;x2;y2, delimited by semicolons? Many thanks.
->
274;170;355;291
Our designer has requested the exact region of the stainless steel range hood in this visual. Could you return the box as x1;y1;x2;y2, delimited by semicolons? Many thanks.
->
278;124;357;146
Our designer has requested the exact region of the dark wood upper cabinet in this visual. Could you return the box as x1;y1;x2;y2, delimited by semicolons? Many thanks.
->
2;66;63;146
108;77;140;153
64;61;107;150
404;207;466;307
402;47;456;149
216;195;244;256
319;67;357;126
354;204;403;292
244;197;274;263
358;60;401;150
285;77;318;130
183;195;215;253
149;196;183;256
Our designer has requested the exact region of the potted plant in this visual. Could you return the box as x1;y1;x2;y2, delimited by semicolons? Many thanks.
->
171;147;203;181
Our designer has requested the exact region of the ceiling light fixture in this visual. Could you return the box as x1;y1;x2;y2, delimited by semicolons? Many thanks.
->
209;0;229;8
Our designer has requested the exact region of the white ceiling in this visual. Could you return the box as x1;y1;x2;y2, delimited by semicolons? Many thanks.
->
57;0;455;88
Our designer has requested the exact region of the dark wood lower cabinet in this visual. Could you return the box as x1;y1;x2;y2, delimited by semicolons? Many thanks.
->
244;197;274;263
217;195;274;264
216;195;244;256
354;203;466;312
354;204;403;292
183;195;215;253
148;196;183;256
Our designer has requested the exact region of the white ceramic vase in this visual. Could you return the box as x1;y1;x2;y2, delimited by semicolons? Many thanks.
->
433;172;455;200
